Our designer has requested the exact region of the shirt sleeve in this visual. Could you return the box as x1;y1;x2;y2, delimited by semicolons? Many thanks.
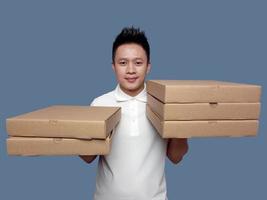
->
90;99;96;106
90;97;100;106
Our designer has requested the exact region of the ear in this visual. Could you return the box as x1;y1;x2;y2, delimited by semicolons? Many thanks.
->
146;63;151;74
112;63;115;71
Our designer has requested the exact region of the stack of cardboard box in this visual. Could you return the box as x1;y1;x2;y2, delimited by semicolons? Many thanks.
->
146;80;261;138
6;105;121;156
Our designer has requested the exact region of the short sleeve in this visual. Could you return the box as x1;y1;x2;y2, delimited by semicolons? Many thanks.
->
90;98;97;106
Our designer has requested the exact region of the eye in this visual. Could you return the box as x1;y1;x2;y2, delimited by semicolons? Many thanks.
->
135;60;143;66
118;60;127;66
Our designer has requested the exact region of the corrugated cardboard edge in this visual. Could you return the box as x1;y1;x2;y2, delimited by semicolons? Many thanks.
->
6;131;114;156
146;105;164;137
147;93;166;120
147;93;261;120
105;107;121;138
146;105;259;138
146;80;166;103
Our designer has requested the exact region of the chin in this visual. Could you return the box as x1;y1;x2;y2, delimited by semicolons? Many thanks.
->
121;82;142;91
125;86;138;92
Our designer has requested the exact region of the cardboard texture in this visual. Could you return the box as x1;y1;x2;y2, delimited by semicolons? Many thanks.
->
6;134;112;156
147;80;261;103
6;105;121;139
147;93;261;120
146;105;259;138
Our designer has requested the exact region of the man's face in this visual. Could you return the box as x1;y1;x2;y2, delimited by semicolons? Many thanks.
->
112;43;151;97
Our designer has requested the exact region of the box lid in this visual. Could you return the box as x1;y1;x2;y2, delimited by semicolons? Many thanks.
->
147;80;261;103
6;105;121;139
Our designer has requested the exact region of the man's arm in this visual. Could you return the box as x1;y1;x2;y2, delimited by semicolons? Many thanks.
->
167;138;189;164
79;155;98;164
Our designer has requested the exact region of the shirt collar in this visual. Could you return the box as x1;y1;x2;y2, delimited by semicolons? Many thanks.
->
114;84;147;103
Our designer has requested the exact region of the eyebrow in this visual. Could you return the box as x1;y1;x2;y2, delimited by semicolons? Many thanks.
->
117;57;144;61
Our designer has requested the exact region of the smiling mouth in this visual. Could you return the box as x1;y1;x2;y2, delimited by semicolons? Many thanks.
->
125;77;138;83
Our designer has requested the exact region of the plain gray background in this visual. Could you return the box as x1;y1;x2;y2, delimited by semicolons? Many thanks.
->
0;1;266;199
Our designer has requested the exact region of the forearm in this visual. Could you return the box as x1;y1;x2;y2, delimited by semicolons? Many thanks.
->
167;138;189;164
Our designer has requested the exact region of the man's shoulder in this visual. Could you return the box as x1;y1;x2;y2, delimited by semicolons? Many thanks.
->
91;89;116;106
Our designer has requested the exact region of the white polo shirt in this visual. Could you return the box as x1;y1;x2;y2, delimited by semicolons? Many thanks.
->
91;84;168;200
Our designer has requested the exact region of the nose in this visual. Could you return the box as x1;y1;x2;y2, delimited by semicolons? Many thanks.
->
126;62;136;74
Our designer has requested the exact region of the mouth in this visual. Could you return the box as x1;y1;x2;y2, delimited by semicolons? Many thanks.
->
125;77;138;83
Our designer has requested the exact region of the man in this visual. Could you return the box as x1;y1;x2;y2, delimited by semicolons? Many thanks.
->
80;27;189;200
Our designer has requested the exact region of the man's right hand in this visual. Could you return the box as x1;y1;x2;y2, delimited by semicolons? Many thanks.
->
79;155;97;164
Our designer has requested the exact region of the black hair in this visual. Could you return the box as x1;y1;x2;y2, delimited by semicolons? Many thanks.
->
112;26;150;63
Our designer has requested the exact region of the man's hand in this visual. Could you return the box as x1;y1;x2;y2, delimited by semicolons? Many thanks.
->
167;138;189;164
79;155;98;164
